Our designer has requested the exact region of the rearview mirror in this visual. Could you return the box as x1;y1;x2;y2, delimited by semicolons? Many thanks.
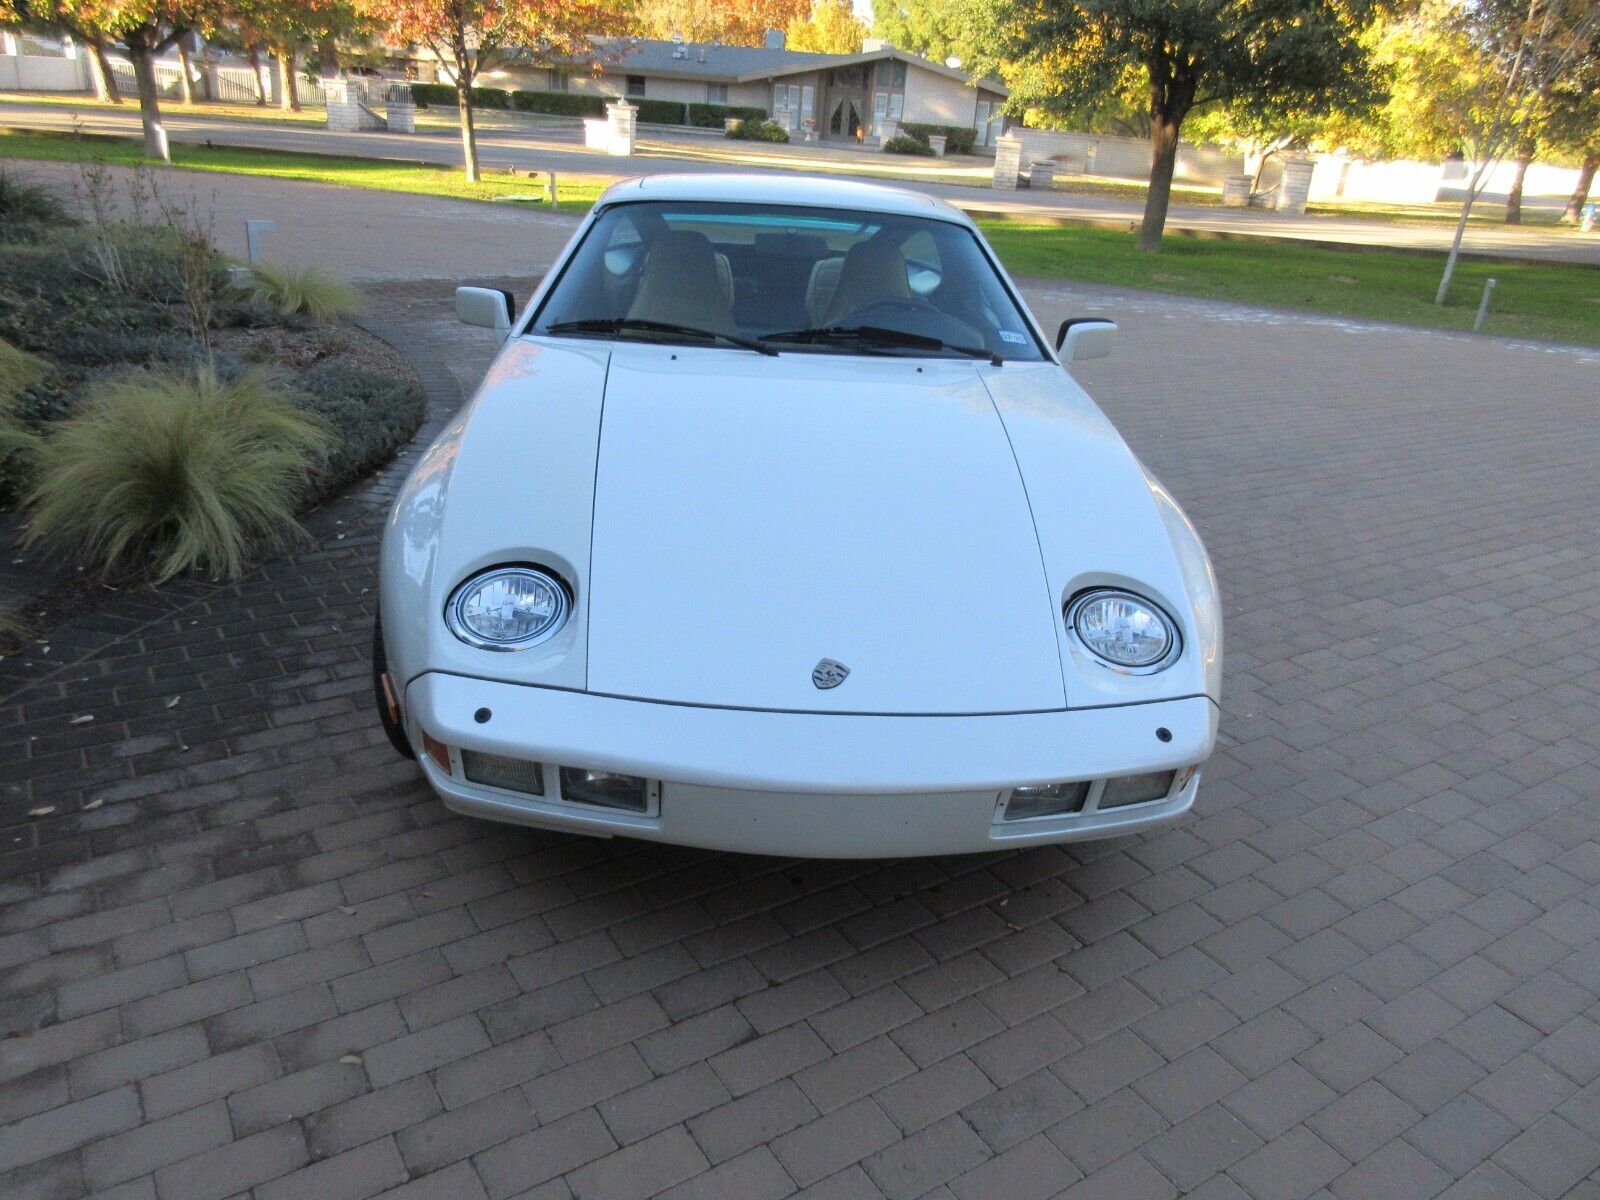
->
1056;318;1117;364
456;286;516;337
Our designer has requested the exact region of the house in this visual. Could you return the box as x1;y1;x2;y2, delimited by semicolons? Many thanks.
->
475;34;1010;149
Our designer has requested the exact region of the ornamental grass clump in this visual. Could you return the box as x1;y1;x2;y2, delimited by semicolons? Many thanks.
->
23;366;335;583
0;340;47;462
243;262;365;321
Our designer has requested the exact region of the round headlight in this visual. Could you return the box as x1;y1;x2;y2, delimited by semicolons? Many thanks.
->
1067;589;1179;672
446;567;569;651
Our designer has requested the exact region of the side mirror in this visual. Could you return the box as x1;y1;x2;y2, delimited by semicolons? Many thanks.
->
1056;318;1117;364
456;286;516;337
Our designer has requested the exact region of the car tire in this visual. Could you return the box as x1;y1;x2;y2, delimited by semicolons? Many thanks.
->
372;610;415;760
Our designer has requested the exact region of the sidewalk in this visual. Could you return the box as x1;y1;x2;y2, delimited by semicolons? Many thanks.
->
4;97;1598;265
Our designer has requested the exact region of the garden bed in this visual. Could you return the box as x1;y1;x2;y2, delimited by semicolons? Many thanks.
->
0;164;425;651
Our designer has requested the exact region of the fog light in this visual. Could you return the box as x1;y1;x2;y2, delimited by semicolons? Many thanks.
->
1003;780;1090;821
1100;770;1177;808
560;768;650;813
462;750;544;795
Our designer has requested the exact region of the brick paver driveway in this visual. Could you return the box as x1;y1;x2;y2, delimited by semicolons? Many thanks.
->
3;278;1599;1200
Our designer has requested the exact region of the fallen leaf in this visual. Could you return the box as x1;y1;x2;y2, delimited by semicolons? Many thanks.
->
28;806;55;817
69;715;94;725
165;696;182;709
339;906;357;916
338;1053;363;1065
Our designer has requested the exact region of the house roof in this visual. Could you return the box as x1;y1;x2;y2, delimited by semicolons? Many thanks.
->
579;38;1008;97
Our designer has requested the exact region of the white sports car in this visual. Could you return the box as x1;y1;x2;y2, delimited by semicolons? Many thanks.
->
375;174;1221;858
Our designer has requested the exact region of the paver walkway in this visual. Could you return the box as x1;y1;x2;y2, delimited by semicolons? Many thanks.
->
5;97;1598;265
3;263;1600;1198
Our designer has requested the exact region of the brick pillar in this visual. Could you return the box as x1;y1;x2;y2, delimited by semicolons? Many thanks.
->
1277;155;1315;214
992;135;1023;191
325;78;384;131
386;82;416;134
606;101;637;156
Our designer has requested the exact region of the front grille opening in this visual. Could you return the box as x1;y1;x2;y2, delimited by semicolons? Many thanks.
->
1099;770;1177;809
461;750;545;796
560;768;652;813
1003;780;1091;821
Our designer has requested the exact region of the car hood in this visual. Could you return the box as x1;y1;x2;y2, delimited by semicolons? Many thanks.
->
584;349;1067;714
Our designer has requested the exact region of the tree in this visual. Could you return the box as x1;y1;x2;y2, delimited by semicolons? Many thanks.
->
872;0;974;62
2;0;123;102
1375;0;1600;303
44;0;198;158
785;0;864;53
1542;25;1600;219
631;0;809;46
977;0;1384;250
359;0;622;182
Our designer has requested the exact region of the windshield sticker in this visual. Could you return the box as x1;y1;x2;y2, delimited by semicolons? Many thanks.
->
998;330;1028;344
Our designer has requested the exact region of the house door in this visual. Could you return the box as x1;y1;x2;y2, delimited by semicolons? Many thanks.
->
828;96;863;139
974;101;995;147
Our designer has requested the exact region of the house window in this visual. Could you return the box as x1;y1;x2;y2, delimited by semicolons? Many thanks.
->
547;70;569;92
875;60;891;85
893;61;907;87
707;83;728;104
626;74;646;97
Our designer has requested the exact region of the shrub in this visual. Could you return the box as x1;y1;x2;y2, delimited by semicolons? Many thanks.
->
509;89;607;117
0;168;70;239
0;339;49;405
883;134;935;156
242;262;364;322
23;366;336;583
634;98;687;125
294;360;426;498
687;103;767;128
898;122;977;155
726;118;790;143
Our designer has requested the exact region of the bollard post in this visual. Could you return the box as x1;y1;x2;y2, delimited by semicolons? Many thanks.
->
545;171;558;206
245;219;277;264
1473;277;1497;331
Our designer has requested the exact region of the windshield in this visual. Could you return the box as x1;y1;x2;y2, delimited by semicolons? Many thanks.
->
529;200;1045;362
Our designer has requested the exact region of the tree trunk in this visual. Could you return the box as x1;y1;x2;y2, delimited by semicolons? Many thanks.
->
128;44;170;161
176;38;196;104
89;40;122;104
277;45;301;111
1139;111;1182;251
1504;139;1534;225
248;46;268;105
1562;152;1598;223
458;82;480;183
1436;162;1488;305
318;37;340;77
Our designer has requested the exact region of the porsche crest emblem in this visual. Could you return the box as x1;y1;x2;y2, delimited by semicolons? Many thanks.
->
811;659;850;689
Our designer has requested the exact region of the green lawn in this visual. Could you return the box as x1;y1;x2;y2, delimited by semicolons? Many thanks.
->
4;127;1595;345
0;128;616;212
980;220;1600;345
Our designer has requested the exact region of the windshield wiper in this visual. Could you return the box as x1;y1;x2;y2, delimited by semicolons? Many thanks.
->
545;318;776;356
760;324;1001;366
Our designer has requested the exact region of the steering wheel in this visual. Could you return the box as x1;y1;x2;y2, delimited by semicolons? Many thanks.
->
838;295;941;324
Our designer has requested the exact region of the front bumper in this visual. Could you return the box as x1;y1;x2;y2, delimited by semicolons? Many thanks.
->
406;672;1217;858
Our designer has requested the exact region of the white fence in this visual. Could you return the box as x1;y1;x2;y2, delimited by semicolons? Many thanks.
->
1011;127;1246;188
0;52;90;92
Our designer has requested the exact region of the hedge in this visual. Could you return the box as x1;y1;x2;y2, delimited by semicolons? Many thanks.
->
408;82;510;110
726;118;790;143
687;102;767;128
509;90;606;117
883;134;934;156
633;98;687;125
407;85;776;130
898;122;978;155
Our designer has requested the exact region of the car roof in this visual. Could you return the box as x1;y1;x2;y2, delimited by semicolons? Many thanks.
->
596;173;975;227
